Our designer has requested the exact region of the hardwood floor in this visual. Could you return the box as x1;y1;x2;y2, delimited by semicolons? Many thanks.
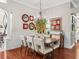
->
76;43;79;59
0;43;79;59
6;47;76;59
0;52;4;59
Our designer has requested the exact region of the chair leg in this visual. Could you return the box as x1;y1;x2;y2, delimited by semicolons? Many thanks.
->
20;45;23;58
33;51;36;59
32;51;36;59
52;50;54;59
25;46;28;55
51;52;53;59
43;55;46;59
27;47;32;56
26;47;29;56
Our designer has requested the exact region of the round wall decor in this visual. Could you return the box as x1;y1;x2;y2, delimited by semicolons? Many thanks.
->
22;14;29;22
29;22;35;30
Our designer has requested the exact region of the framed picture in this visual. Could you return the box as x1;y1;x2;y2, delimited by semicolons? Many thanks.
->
29;15;34;21
22;14;29;22
23;23;28;29
50;17;61;31
29;22;35;30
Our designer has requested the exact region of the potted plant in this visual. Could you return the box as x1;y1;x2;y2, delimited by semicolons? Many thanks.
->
35;18;47;34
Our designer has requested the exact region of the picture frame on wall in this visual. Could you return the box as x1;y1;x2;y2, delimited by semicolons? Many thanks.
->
50;17;62;31
29;22;36;30
29;15;34;21
22;14;29;22
23;23;28;29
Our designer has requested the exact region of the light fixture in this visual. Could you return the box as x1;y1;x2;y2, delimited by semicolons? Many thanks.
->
39;0;42;20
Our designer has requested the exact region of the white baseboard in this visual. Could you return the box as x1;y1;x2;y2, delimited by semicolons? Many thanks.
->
68;43;75;49
75;40;77;43
64;43;75;49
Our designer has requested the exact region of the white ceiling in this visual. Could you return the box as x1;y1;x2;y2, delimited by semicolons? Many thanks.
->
13;0;70;10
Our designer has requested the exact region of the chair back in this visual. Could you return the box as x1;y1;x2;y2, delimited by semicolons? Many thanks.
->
27;36;34;50
34;37;45;53
20;35;27;46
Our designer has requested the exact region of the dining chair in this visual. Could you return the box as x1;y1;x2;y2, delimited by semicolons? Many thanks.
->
20;35;28;56
50;34;60;49
50;34;61;59
34;37;53;59
0;35;4;48
26;36;34;55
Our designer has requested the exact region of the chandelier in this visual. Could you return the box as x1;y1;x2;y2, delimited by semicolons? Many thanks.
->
35;0;47;33
39;0;42;20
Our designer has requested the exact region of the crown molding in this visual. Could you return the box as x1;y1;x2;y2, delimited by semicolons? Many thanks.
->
13;0;70;10
13;0;39;10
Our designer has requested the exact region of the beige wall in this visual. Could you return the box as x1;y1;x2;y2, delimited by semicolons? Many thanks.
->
0;1;73;49
0;0;38;50
42;3;72;48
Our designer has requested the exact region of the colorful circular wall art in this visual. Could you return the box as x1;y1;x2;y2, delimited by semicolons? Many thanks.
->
29;22;35;30
22;14;29;22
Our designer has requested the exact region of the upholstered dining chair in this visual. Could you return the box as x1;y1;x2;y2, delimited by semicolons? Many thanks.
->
34;37;53;59
50;34;60;49
26;36;34;55
20;35;28;56
26;35;37;59
49;34;61;59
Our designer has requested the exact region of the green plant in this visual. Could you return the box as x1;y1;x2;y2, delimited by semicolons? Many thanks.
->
35;18;47;33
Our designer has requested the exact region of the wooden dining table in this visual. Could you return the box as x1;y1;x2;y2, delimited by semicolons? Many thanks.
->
44;37;60;44
43;37;60;59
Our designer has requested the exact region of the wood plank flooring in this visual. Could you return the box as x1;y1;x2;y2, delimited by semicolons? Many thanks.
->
0;43;79;59
76;43;79;59
0;52;4;59
6;47;76;59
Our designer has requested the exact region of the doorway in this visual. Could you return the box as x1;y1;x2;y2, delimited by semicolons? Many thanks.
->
72;13;79;59
72;13;79;43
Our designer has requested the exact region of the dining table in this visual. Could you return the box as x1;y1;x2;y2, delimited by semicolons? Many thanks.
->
44;37;60;45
